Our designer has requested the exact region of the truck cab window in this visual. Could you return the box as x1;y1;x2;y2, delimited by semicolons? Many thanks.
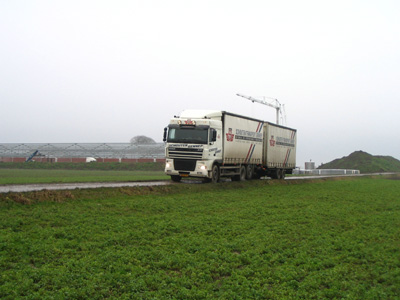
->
210;128;217;142
167;128;208;144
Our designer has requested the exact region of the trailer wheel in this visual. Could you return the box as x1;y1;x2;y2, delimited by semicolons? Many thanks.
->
211;164;220;183
171;175;181;182
276;169;286;179
245;165;253;180
272;169;283;179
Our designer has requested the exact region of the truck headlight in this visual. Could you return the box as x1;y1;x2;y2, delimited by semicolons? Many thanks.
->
200;165;207;170
166;162;171;168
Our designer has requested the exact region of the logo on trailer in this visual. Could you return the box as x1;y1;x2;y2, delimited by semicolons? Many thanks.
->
226;128;234;142
269;135;276;147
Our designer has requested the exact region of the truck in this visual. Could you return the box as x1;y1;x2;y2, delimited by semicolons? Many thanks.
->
163;110;297;182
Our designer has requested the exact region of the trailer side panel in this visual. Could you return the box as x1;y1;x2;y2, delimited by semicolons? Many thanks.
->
263;123;297;169
222;113;263;165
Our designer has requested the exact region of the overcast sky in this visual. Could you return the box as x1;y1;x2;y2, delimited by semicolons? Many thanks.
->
1;0;399;166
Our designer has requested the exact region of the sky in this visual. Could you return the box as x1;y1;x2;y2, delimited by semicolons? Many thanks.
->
1;0;399;167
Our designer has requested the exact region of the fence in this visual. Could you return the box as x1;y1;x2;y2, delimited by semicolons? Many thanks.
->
293;169;360;175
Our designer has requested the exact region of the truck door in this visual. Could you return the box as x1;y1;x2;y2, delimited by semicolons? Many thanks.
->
210;127;223;161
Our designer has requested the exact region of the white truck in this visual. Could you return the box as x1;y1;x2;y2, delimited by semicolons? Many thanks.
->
163;110;297;182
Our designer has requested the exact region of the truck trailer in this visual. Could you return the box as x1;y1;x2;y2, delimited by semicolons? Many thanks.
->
163;110;297;182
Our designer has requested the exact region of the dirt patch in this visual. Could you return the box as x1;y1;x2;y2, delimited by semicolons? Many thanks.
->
385;174;400;180
2;190;75;205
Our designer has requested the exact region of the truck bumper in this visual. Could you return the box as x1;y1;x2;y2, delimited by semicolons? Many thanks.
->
165;159;213;178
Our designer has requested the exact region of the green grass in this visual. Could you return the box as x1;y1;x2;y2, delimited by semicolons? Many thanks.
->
0;169;169;185
1;176;399;299
0;162;165;171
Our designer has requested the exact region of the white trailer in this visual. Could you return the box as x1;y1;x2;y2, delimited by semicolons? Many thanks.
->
262;122;297;179
163;110;296;182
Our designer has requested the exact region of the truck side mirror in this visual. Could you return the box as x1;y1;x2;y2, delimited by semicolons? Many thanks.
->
211;129;217;142
163;127;167;142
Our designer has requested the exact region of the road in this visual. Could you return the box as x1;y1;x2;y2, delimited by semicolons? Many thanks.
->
0;181;171;193
0;173;393;193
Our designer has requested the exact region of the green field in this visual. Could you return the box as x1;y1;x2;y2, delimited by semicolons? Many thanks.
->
0;162;165;171
0;169;169;185
0;162;168;185
1;175;400;299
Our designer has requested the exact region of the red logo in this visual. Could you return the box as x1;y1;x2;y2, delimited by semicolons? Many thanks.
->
269;135;276;146
184;119;195;125
226;128;234;142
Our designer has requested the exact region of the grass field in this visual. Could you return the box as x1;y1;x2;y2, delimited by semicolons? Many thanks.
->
0;162;165;171
1;175;399;299
0;162;168;185
0;169;169;185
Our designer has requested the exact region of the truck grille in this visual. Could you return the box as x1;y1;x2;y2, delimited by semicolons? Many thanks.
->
174;159;197;171
168;147;203;159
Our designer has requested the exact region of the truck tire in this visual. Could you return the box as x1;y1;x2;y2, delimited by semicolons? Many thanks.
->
171;175;182;182
211;164;220;183
240;165;246;181
245;165;253;180
232;165;246;181
276;169;286;179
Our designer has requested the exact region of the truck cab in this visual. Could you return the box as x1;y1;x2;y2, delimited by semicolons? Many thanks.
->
164;110;223;182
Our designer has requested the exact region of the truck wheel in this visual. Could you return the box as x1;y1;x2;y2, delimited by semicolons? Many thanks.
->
240;165;246;181
211;164;220;183
277;169;284;179
245;165;253;180
281;169;286;179
232;165;246;181
171;175;181;182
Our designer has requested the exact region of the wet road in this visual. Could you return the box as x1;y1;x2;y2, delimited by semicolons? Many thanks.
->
0;181;171;193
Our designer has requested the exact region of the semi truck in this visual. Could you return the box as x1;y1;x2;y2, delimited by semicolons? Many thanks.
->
163;110;297;182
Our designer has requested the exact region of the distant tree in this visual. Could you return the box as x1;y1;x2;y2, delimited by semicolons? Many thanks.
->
130;135;156;145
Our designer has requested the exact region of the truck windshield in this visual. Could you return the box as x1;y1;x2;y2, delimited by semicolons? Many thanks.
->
167;127;208;144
